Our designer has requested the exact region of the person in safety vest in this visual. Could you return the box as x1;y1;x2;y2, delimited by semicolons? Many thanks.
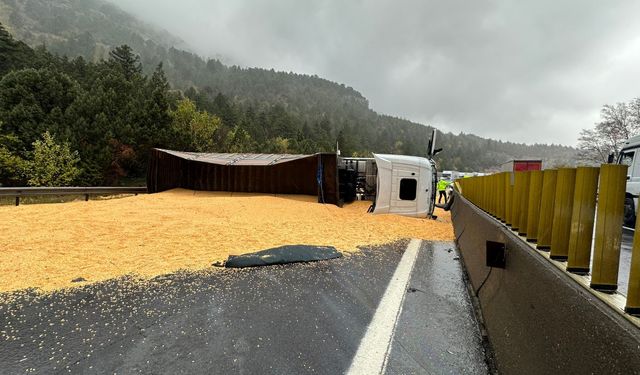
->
437;178;449;204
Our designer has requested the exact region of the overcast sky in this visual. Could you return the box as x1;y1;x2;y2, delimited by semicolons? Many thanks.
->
109;0;640;146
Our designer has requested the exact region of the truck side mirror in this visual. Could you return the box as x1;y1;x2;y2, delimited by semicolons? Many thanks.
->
607;153;614;164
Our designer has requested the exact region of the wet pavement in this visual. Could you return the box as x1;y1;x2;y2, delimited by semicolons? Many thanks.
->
384;243;488;375
0;240;488;374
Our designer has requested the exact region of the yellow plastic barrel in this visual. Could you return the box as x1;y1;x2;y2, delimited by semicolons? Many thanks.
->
550;168;577;260
566;167;600;274
591;164;627;292
526;170;544;242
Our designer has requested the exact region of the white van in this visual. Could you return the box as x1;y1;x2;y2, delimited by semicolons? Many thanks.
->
440;170;461;181
371;153;436;218
618;134;640;226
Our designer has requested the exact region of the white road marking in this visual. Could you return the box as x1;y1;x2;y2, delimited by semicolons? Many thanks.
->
346;238;422;375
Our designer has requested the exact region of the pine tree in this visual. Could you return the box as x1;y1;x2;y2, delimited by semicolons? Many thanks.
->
108;45;142;81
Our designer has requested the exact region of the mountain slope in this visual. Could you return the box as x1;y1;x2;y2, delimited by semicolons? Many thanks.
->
0;0;188;59
0;0;578;170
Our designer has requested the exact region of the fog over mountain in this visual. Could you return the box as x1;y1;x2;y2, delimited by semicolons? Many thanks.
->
107;0;640;145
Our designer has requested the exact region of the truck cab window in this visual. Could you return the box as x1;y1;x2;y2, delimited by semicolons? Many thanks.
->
399;178;417;200
619;151;634;168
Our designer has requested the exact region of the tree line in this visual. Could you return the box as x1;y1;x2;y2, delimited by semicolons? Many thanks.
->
1;19;578;187
0;24;366;186
2;0;579;173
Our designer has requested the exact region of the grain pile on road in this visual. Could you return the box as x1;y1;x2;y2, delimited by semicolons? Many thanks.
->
0;189;453;292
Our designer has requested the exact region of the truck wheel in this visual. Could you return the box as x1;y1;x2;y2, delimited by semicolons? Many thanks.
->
624;196;636;228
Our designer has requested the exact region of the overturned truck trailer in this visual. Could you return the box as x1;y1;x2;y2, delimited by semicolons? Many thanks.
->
147;148;437;217
147;149;339;204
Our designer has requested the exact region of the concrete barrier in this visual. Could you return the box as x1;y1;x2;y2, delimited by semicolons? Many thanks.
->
452;192;640;374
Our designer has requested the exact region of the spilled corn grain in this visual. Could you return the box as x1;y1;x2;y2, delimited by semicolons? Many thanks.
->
0;188;453;292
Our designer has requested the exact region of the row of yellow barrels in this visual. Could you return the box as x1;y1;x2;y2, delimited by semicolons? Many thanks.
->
456;165;640;316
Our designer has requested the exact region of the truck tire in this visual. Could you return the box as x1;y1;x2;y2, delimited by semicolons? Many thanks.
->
624;196;636;228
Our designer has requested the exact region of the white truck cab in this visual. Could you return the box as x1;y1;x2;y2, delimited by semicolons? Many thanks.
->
618;134;640;226
371;153;436;218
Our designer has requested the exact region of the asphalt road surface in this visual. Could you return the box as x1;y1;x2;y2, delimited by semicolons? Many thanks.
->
0;240;489;375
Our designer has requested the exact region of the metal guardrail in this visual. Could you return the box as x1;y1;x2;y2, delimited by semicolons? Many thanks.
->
0;186;147;206
456;164;640;316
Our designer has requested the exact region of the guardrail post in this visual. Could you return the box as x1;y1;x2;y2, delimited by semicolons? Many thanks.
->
512;172;523;232
591;164;627;292
550;168;577;261
526;170;544;242
483;176;489;212
485;175;491;214
626;206;640;314
476;177;480;204
85;194;89;201
498;172;506;222
505;172;513;226
493;174;497;215
536;169;557;250
15;196;19;206
471;178;476;205
566;167;600;274
517;171;531;236
477;177;482;209
491;174;498;217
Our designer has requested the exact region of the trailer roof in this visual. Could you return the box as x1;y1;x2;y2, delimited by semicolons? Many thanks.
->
156;149;313;166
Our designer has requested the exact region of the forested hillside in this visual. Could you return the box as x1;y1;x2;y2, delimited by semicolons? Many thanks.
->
0;0;187;60
0;0;578;187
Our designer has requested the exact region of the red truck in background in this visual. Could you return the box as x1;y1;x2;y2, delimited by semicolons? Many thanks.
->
500;159;542;172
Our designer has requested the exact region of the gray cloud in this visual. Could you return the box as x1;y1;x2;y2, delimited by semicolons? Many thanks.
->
109;0;640;145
